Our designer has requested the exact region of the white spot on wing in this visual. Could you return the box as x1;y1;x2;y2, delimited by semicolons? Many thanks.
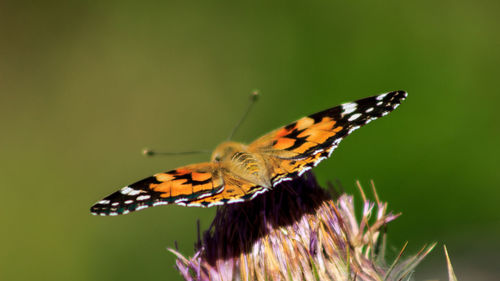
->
187;202;202;207
250;188;269;199
298;167;312;176
129;190;141;196
124;200;134;204
365;107;374;113
348;125;361;135
347;113;362;121
327;145;338;157
154;201;170;206
273;177;293;187
136;195;151;201
312;149;323;155
98;200;110;205
120;187;131;194
207;201;225;207
135;205;148;211
341;102;357;116
376;93;388;100
196;193;214;200
120;186;142;196
313;156;327;166
327;139;342;157
228;198;245;204
376;101;383;106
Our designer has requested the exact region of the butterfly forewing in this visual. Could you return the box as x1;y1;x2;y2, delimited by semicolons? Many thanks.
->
90;163;225;215
248;90;407;185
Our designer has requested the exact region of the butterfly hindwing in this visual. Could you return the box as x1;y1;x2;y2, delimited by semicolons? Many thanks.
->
187;172;266;207
90;163;225;215
249;90;407;185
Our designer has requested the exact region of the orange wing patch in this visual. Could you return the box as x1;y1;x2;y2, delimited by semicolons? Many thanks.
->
151;164;223;202
273;137;296;150
268;152;329;186
298;124;343;144
250;115;344;159
187;174;265;207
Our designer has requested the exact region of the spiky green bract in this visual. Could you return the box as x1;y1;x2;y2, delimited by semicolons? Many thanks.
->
169;172;438;281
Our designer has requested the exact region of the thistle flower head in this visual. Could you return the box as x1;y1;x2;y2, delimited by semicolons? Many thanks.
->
170;172;437;281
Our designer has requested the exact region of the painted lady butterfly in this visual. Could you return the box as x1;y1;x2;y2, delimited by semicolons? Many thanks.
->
91;90;407;216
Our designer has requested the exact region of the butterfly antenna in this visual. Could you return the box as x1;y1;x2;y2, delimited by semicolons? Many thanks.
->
227;90;259;140
143;148;210;157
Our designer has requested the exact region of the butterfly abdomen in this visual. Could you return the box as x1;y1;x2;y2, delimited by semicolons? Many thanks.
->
231;152;259;173
228;151;272;186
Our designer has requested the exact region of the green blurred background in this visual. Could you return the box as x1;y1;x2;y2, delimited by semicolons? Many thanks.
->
1;0;499;280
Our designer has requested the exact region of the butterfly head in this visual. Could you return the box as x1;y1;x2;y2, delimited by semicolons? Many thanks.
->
211;141;247;162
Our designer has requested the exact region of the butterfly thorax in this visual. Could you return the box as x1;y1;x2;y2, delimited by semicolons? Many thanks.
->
211;141;271;187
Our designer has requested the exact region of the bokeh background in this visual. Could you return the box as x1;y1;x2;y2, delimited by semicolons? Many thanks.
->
1;1;499;280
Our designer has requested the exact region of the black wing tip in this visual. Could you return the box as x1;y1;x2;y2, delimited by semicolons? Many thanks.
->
364;90;407;110
90;196;173;216
90;205;137;216
388;90;408;101
90;201;147;216
90;203;119;216
89;186;157;216
89;198;136;216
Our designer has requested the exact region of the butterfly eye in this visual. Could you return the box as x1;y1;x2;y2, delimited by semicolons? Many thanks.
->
214;156;222;162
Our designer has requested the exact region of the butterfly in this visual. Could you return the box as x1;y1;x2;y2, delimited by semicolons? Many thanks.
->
91;90;407;216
